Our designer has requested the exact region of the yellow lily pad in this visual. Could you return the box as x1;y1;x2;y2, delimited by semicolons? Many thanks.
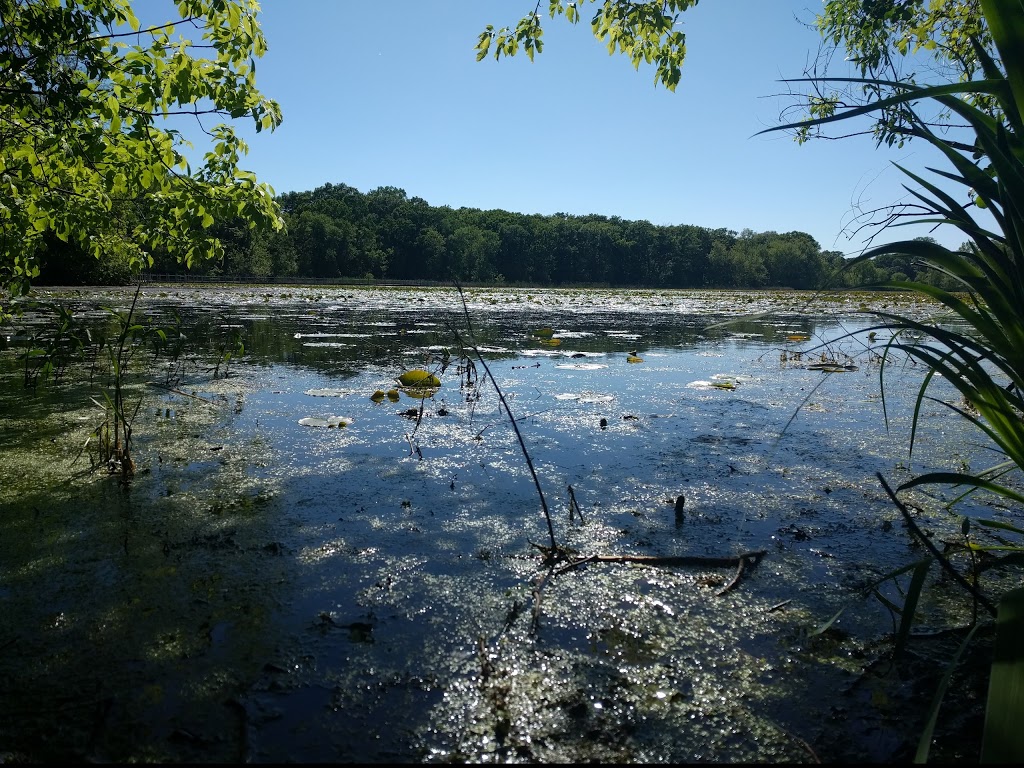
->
533;327;555;338
626;355;644;364
539;338;562;346
386;389;400;402
710;381;736;390
397;369;440;388
370;390;386;402
787;334;810;342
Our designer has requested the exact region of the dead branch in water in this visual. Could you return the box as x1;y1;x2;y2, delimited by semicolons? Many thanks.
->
524;548;768;634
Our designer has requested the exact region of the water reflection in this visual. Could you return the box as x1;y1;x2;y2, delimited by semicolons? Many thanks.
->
0;286;985;763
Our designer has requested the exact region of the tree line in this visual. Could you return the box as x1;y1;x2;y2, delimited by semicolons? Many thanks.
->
35;181;961;291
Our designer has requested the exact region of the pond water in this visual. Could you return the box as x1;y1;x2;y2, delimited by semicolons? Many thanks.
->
0;286;1005;762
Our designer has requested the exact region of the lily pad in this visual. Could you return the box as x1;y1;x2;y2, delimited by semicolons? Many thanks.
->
298;416;350;428
370;390;386;402
627;355;644;364
397;369;440;388
533;327;555;338
305;388;351;398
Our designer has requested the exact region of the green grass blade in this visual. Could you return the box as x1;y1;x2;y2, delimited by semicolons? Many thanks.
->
982;586;1024;763
915;622;983;763
896;558;932;659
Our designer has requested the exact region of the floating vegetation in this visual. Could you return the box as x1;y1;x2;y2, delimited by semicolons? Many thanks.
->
626;355;644;364
386;389;400;402
688;377;739;390
786;334;810;342
297;415;349;428
553;391;615;403
397;369;441;388
305;388;352;398
532;327;555;338
520;349;561;357
370;390;386;402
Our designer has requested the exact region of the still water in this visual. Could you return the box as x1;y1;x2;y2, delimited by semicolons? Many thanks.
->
0;286;998;762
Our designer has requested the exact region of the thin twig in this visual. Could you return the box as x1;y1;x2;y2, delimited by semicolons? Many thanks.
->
454;283;557;551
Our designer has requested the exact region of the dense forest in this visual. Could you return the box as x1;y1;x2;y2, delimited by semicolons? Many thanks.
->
36;181;959;291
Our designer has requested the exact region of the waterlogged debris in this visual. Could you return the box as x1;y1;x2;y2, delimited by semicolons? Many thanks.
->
554;363;608;370
808;362;859;372
298;415;350;428
397;369;440;388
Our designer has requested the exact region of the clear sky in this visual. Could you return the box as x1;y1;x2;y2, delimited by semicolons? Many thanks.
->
219;1;967;255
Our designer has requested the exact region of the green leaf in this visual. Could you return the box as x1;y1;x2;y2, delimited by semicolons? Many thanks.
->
983;587;1024;763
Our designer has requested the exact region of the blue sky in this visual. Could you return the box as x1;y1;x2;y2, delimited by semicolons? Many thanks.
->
218;1;968;254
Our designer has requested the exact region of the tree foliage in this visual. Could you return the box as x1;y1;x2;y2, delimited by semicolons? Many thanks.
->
796;0;995;148
155;180;929;291
0;0;282;314
476;1;699;91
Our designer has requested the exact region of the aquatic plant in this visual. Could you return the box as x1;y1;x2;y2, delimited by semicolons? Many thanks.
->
17;302;87;388
766;0;1024;759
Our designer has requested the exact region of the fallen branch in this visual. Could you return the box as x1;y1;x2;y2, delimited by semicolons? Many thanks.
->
562;550;766;572
146;381;224;406
527;549;767;634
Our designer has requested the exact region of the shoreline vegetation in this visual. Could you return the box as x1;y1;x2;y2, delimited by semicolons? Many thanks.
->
33;183;967;294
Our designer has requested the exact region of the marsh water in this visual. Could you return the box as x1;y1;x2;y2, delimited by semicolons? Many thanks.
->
0;286;1004;762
